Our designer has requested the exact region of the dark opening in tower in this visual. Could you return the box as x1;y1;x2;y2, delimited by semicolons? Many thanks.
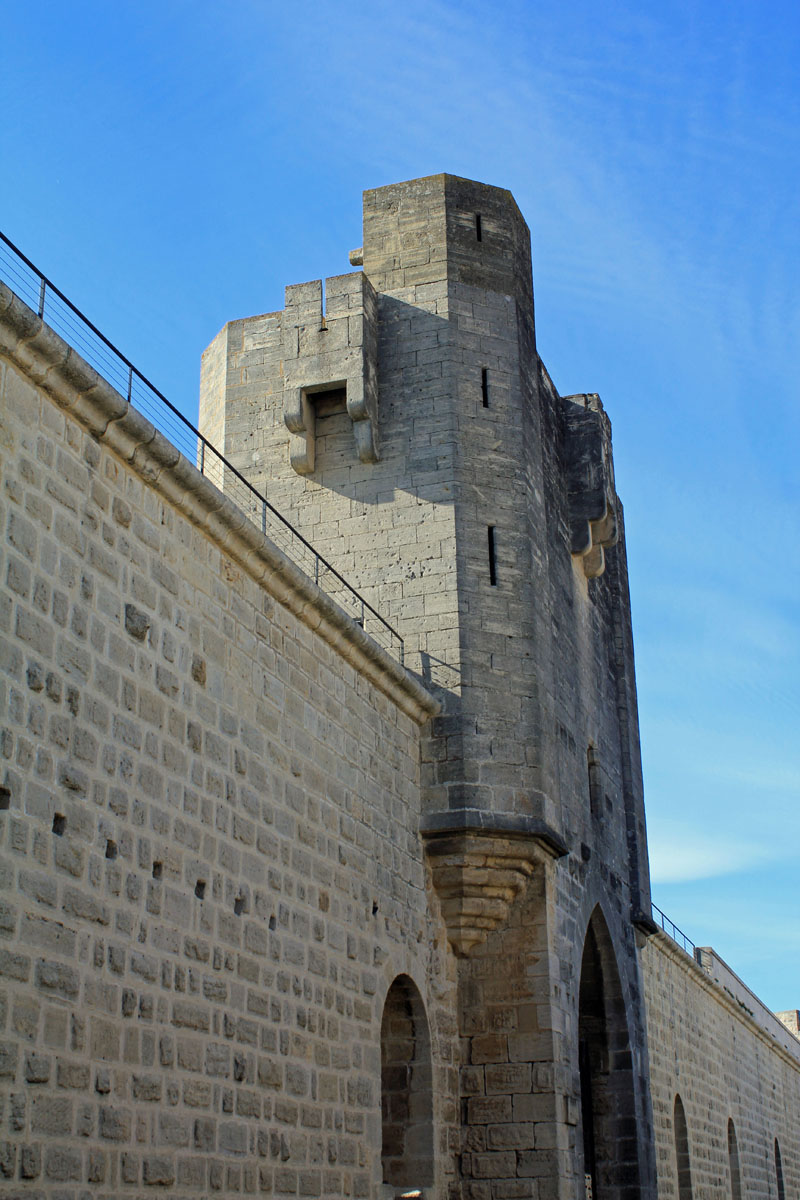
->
775;1138;785;1200
578;908;641;1200
727;1119;742;1200
381;975;434;1194
673;1093;693;1199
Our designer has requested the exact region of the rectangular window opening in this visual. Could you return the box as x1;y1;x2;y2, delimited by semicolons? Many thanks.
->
481;367;489;407
488;526;497;586
587;748;601;818
476;213;483;242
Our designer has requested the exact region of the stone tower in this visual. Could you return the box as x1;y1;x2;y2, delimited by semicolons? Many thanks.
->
200;174;657;1197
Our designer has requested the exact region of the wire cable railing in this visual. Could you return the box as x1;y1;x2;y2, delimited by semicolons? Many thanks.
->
651;901;696;958
0;231;404;664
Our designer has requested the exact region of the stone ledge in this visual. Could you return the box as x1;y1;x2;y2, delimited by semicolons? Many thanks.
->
419;809;568;859
0;280;439;726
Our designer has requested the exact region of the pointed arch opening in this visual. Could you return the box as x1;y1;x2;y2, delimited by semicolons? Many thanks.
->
673;1094;693;1200
727;1119;742;1200
381;975;434;1193
775;1138;785;1200
578;907;641;1200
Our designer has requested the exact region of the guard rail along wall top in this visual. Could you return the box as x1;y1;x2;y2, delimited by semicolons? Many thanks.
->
0;231;404;664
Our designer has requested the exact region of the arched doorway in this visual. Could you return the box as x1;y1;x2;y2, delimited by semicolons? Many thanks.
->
727;1119;742;1200
774;1138;785;1200
578;907;641;1199
381;975;434;1194
673;1094;693;1199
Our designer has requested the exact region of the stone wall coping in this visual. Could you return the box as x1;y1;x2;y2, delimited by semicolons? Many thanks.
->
0;280;440;724
649;928;800;1070
695;945;800;1059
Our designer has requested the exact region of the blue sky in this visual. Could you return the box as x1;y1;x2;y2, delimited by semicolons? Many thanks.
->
3;0;799;1010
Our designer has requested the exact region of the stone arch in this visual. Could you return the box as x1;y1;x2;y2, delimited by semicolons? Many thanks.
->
774;1138;785;1200
578;905;641;1199
727;1118;742;1200
673;1093;693;1200
380;974;434;1193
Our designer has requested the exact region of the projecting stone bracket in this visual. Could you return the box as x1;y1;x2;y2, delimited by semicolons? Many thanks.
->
562;393;619;578
282;272;379;474
284;387;318;475
420;812;568;957
631;907;660;937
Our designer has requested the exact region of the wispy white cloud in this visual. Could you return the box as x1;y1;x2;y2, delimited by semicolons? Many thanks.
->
648;825;778;884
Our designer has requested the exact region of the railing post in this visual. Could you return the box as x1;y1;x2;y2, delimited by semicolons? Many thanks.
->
127;366;133;404
199;439;205;476
37;278;46;319
261;501;266;535
359;599;365;629
314;556;319;586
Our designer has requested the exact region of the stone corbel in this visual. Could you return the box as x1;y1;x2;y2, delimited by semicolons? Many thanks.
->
420;812;568;956
283;387;316;475
345;367;379;464
423;833;538;956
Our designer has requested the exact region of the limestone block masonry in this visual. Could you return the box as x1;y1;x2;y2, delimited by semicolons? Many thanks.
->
643;934;800;1198
0;286;454;1198
0;172;797;1200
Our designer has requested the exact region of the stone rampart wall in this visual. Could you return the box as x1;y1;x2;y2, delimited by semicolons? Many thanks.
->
0;291;456;1199
642;930;800;1198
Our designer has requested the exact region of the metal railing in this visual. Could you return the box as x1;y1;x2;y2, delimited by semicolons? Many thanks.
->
0;231;403;664
651;901;696;958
